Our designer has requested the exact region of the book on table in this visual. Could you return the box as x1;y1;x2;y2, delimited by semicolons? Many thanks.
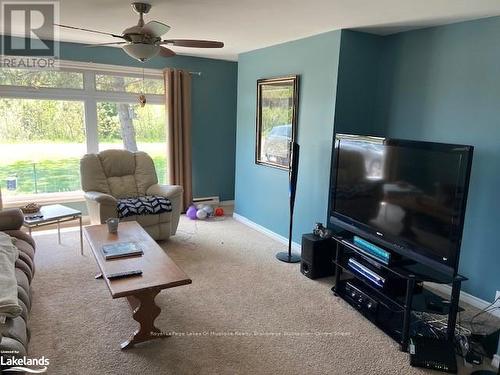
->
101;242;143;260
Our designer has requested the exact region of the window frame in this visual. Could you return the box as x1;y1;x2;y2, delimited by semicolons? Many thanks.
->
0;67;86;90
0;60;165;203
95;71;165;95
0;60;165;154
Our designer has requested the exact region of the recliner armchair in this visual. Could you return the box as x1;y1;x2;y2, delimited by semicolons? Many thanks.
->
80;149;182;241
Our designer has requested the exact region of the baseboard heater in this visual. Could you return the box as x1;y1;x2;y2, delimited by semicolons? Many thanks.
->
192;196;220;206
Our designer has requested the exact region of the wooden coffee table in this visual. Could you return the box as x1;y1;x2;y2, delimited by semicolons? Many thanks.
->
83;221;192;349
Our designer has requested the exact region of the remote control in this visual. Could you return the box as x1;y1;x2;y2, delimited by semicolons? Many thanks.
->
106;270;142;280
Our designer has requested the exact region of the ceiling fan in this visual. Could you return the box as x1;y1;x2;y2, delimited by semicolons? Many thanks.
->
55;2;224;62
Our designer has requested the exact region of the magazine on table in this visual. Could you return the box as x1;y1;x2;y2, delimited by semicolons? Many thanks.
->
101;242;143;260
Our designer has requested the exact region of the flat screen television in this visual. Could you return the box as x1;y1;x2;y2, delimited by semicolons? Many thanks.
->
329;134;473;275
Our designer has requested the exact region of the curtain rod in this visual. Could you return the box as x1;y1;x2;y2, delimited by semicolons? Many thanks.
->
189;71;202;76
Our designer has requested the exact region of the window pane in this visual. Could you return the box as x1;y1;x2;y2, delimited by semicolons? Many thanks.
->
0;99;86;198
97;102;167;184
0;68;83;89
95;74;164;95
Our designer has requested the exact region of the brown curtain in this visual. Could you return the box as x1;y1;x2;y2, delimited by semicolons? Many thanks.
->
164;68;193;212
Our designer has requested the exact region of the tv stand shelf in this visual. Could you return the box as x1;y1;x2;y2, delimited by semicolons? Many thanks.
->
331;234;467;352
337;237;467;284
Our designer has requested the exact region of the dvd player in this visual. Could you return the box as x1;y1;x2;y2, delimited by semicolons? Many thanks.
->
347;258;385;288
347;257;408;295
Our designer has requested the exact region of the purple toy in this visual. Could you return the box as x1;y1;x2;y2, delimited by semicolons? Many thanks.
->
186;205;197;220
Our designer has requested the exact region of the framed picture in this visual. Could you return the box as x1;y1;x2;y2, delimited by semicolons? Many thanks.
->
255;75;299;170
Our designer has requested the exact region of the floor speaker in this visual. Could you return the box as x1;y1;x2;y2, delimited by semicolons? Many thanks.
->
276;142;301;263
300;234;335;279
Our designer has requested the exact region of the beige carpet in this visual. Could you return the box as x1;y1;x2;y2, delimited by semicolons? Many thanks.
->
27;215;473;375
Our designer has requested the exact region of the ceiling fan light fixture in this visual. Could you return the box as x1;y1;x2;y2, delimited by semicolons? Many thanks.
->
123;43;159;62
57;2;224;61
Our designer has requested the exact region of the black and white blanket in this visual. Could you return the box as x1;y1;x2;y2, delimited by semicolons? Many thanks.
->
117;196;172;218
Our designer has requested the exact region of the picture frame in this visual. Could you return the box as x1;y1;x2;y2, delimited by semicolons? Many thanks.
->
255;75;299;170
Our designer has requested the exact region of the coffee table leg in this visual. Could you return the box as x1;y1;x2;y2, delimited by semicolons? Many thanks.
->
79;216;83;255
57;221;61;244
121;288;166;350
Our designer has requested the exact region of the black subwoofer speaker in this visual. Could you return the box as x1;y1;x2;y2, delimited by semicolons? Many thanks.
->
300;234;335;279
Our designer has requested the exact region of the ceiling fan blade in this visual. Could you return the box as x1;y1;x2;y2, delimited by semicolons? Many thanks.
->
142;21;171;37
84;42;127;47
161;39;224;48
159;46;176;58
54;24;125;39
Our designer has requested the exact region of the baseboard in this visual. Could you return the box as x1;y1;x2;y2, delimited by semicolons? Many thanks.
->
427;283;500;319
233;212;498;318
193;196;220;205
234;211;499;355
232;212;301;252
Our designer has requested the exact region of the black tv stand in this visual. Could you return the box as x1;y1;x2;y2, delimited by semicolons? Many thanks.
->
331;233;467;352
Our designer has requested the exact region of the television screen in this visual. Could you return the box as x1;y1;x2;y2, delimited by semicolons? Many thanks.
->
329;134;473;274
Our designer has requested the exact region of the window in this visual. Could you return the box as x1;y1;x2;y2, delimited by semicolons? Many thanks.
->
0;63;166;203
97;102;167;184
95;74;164;94
0;68;83;89
0;98;85;198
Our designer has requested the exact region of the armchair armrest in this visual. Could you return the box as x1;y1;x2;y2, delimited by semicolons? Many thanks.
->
83;192;118;225
146;184;183;233
0;209;24;231
146;184;183;199
84;191;117;205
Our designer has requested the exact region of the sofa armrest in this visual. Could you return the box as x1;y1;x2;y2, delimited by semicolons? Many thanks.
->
146;184;183;199
0;209;24;231
84;191;117;206
2;230;36;250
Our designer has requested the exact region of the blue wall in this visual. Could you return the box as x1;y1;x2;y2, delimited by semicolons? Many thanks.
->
235;20;500;303
374;17;500;302
1;37;238;201
234;31;341;244
334;30;385;136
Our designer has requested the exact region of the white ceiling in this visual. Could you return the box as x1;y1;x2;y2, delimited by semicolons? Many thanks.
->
7;0;500;61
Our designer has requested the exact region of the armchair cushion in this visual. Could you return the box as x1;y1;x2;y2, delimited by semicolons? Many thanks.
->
81;150;159;198
80;154;111;194
135;152;159;194
99;149;136;177
117;196;172;218
107;175;138;198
